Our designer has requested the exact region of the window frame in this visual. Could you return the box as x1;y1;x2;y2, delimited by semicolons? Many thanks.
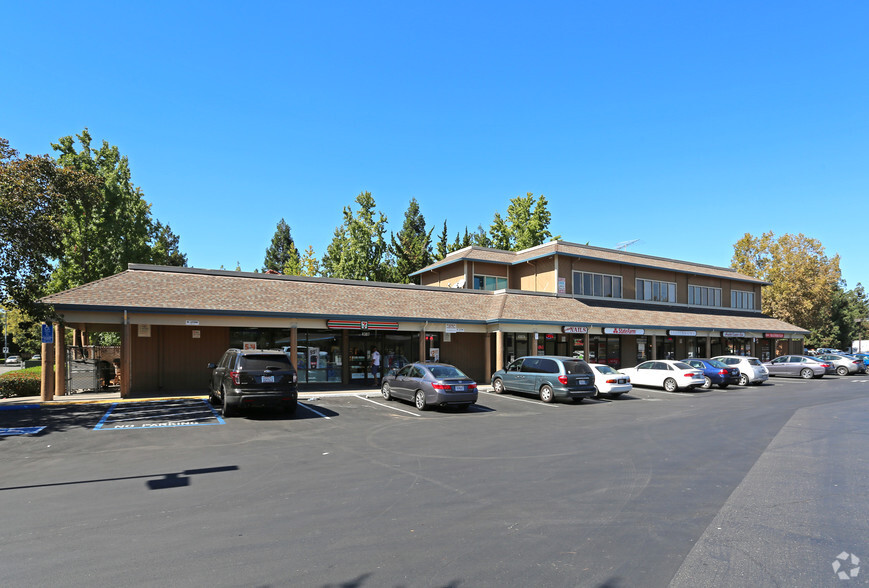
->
688;285;722;307
572;271;623;299
635;278;677;303
473;274;508;291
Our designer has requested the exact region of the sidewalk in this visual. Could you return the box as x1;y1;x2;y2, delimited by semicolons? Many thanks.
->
0;384;389;407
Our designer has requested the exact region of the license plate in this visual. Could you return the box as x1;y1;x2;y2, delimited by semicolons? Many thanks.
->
262;375;274;383
618;379;626;384
453;385;465;391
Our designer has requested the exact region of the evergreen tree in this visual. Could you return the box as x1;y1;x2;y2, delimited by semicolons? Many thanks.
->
471;224;491;248
321;191;389;281
488;193;557;251
263;218;301;274
436;220;449;260
390;198;433;284
299;246;320;277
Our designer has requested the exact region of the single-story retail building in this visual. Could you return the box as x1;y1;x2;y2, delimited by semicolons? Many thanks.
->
37;241;808;400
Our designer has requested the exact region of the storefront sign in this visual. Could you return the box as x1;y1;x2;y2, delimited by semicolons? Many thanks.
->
138;324;151;337
326;320;399;330
445;323;464;333
764;333;785;339
604;327;645;335
562;326;588;334
722;331;746;338
668;330;696;337
186;320;199;326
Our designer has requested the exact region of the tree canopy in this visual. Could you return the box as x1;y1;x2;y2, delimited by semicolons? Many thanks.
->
488;192;557;252
321;191;390;281
731;231;841;333
263;218;301;275
389;198;433;284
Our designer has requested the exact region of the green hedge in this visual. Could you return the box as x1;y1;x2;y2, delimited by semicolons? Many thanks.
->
0;366;42;398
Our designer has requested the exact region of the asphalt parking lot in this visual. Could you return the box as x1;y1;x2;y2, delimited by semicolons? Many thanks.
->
2;376;868;587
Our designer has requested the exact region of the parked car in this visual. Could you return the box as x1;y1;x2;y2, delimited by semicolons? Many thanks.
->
491;356;596;403
815;353;866;376
381;362;477;411
208;349;298;417
619;360;705;392
680;358;740;389
711;355;769;386
31;354;41;361
763;355;829;379
588;363;632;398
5;355;21;365
852;352;869;367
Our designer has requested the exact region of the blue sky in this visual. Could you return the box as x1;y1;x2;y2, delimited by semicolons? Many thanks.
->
3;1;867;286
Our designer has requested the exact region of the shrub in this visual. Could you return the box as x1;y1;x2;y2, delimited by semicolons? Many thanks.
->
0;366;42;398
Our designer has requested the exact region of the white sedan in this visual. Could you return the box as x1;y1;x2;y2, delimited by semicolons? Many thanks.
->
588;363;632;398
619;360;705;392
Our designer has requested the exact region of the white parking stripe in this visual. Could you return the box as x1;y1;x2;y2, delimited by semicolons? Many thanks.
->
355;395;421;416
298;402;332;419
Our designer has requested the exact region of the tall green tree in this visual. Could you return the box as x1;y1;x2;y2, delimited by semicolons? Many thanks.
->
810;281;869;350
0;137;101;317
48;128;186;293
436;220;449;260
488;192;557;251
299;246;321;277
389;198;433;284
263;218;301;274
471;224;491;248
321;191;389;281
448;227;472;253
731;231;841;333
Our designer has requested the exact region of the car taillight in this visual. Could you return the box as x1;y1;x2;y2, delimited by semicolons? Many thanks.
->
432;383;448;390
467;383;477;390
229;371;240;385
558;375;568;385
684;372;696;377
718;369;729;376
605;378;618;384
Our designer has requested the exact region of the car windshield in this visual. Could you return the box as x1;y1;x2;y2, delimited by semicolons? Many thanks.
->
562;360;592;375
429;365;468;379
595;365;619;375
240;355;292;370
673;362;693;370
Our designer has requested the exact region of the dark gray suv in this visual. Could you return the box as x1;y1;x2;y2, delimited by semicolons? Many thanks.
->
490;355;595;403
208;349;298;417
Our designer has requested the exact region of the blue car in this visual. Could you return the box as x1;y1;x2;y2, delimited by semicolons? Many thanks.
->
680;358;741;389
851;353;869;367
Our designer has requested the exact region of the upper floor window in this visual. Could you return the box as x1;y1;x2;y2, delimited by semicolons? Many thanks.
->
636;279;676;303
572;271;622;298
731;289;755;310
474;275;508;291
688;285;722;307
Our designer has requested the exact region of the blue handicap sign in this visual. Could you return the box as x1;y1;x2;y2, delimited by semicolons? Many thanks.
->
0;426;46;436
41;323;53;344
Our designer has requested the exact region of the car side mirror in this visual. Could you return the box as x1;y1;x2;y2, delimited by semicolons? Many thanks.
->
207;363;217;369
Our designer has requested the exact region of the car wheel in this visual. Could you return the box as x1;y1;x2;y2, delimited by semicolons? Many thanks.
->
492;378;505;394
381;382;392;401
800;368;814;379
738;374;749;386
718;383;729;389
593;385;601;399
663;378;677;392
539;384;554;403
701;376;712;389
222;390;237;418
414;390;428;411
836;366;849;376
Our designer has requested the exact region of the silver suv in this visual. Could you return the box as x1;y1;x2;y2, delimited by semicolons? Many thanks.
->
208;349;298;417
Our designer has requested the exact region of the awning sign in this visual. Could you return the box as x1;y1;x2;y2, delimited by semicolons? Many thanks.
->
722;331;746;338
764;333;785;339
604;328;645;335
668;330;696;337
562;326;588;334
445;323;464;333
327;320;399;330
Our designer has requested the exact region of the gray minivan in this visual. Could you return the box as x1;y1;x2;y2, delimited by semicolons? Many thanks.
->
490;355;596;403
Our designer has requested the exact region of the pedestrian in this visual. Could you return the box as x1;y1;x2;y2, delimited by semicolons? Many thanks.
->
370;345;381;387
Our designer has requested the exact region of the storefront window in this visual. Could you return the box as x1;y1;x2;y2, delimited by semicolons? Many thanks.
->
300;330;341;384
589;336;621;367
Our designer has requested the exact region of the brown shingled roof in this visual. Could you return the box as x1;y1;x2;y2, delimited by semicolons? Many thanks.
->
42;265;805;334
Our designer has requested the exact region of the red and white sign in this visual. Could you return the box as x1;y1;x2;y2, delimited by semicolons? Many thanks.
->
764;333;785;339
562;326;588;334
604;327;645;335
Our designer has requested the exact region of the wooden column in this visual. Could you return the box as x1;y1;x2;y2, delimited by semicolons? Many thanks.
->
53;322;65;397
290;326;298;376
651;335;657;360
705;335;711;358
484;332;492;381
495;331;504;372
121;316;131;398
341;330;350;385
584;332;590;361
419;328;427;362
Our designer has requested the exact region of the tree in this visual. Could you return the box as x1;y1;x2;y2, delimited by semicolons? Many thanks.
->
0;137;101;318
810;281;869;350
48;128;187;293
488;192;557;251
436;220;449;261
263;218;301;274
321;191;389;281
448;227;472;253
389;198;433;284
471;225;491;248
299;246;320;277
731;231;841;333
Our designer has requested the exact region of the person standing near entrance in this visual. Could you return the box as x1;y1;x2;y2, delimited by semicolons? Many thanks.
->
370;345;381;387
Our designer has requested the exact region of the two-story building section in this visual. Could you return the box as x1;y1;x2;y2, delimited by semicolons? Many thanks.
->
38;240;807;399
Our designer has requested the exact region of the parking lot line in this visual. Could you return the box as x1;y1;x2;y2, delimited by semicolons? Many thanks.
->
298;402;332;419
355;395;421;416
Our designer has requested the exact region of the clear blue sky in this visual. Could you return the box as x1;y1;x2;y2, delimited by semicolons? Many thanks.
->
3;1;867;287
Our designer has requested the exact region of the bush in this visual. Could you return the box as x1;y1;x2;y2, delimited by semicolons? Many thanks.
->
0;366;42;398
